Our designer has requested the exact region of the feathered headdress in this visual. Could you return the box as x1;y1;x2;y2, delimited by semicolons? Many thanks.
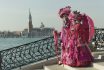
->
59;6;71;18
72;10;82;22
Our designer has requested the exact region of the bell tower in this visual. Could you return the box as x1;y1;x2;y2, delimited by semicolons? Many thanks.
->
28;9;33;33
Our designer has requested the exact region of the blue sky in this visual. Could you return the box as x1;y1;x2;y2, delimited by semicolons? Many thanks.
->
0;0;104;31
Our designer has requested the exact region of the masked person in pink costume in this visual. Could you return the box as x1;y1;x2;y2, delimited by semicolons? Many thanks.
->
53;6;95;67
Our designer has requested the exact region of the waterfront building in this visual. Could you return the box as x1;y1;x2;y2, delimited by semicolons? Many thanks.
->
0;31;21;38
0;9;53;38
28;10;53;37
21;29;28;37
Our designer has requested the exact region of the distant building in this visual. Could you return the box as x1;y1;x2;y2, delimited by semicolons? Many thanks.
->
12;31;21;37
0;31;21;38
0;9;53;38
22;29;28;37
28;9;53;37
28;9;33;33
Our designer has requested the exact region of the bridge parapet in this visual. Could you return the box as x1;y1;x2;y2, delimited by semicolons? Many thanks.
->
92;28;104;50
0;36;61;70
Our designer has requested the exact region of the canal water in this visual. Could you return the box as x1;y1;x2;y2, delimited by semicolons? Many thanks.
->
0;38;43;51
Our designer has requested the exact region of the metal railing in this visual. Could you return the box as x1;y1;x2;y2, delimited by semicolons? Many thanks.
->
93;28;104;49
0;28;104;70
0;36;61;70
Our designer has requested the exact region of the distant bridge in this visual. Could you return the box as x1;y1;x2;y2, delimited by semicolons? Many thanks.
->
0;28;104;70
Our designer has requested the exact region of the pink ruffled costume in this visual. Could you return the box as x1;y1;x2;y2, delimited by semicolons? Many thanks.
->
53;6;95;67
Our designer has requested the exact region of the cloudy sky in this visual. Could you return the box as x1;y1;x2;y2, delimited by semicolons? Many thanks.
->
0;0;104;31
